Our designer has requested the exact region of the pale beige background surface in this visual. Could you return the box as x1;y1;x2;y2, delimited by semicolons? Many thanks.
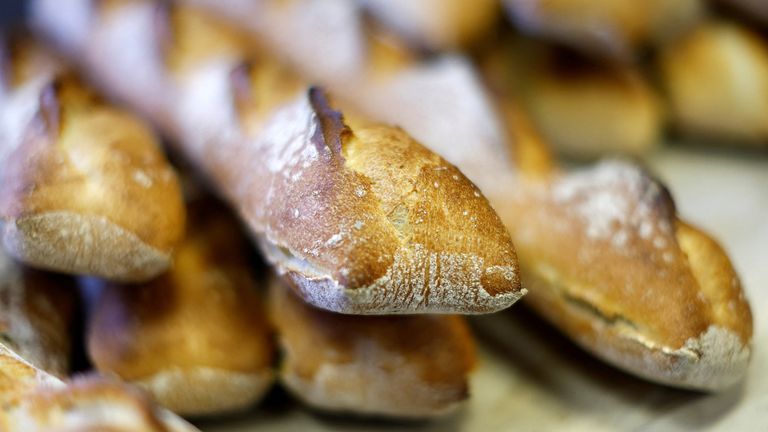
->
201;146;768;432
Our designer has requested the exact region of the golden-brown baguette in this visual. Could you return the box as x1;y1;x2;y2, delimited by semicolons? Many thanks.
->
497;161;753;390
170;0;546;201
0;374;201;432
502;0;705;60
1;293;193;431
358;0;500;50
481;37;662;158
0;249;74;380
85;199;274;416
32;0;524;315
269;276;475;418
0;36;185;282
658;20;768;145
181;2;756;389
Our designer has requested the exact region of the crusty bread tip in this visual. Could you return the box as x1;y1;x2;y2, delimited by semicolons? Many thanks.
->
0;37;185;282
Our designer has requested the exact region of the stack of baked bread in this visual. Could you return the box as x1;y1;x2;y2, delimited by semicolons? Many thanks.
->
0;0;755;428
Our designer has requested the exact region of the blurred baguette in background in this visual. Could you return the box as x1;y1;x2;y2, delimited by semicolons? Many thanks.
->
658;20;768;145
0;248;74;381
1;373;200;432
358;0;500;51
269;276;475;418
0;36;185;282
85;199;274;416
503;0;705;60
482;37;662;158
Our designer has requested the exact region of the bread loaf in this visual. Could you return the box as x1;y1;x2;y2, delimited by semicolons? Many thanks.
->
2;254;187;431
658;20;768;145
85;199;274;416
0;36;185;282
32;0;524;315
179;2;755;389
269;276;475;418
481;37;662;158
497;161;753;390
502;0;705;60
0;248;74;380
359;0;500;50
1;374;200;432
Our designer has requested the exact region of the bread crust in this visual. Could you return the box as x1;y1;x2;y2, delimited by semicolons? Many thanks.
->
481;38;662;158
658;21;768;145
499;161;753;390
0;38;185;281
86;200;274;416
269;277;475;418
33;0;523;314
173;0;755;389
502;0;704;60
1;374;201;432
360;0;500;50
0;249;74;379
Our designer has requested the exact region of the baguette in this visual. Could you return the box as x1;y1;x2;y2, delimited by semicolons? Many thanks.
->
85;199;274;416
184;3;755;389
269;276;475;418
0;248;74;380
359;0;500;51
1;373;200;432
502;0;705;60
497;161;753;390
0;36;185;282
657;20;768;145
32;0;524;315
170;0;547;200
481;37;662;158
2;255;184;431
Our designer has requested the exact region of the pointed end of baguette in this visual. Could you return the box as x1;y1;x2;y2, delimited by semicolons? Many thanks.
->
672;325;751;391
2;211;170;282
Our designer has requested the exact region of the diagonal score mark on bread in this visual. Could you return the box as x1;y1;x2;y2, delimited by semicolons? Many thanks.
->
167;0;755;390
31;0;524;314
